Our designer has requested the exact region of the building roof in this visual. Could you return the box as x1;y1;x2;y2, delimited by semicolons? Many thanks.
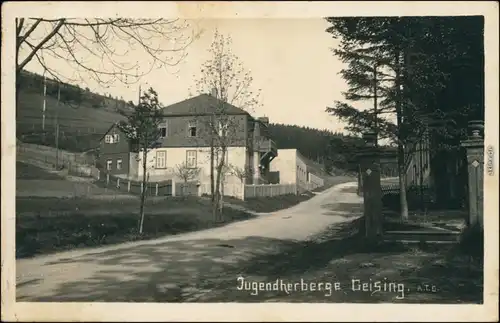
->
160;93;250;117
99;122;132;142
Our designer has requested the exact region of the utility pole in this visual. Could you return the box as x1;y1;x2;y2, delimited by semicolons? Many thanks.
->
137;65;142;105
42;72;47;131
138;84;142;105
55;82;60;169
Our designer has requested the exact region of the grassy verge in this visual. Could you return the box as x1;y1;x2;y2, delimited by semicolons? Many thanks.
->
222;176;356;213
16;196;256;259
225;192;315;213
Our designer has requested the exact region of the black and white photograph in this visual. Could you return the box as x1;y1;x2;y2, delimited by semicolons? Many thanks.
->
2;1;498;322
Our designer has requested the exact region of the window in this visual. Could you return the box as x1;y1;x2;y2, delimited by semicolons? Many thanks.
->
106;159;113;171
117;159;123;170
105;133;119;144
186;150;197;168
156;151;166;169
188;122;197;137
159;126;167;138
159;122;167;138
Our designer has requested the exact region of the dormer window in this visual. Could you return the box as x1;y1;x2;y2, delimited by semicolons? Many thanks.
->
104;133;120;144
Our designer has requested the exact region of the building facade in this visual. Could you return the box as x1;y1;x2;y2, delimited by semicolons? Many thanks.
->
97;123;131;176
270;148;324;192
98;93;278;195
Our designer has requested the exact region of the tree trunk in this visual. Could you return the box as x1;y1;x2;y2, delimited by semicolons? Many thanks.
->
214;165;223;222
397;144;409;221
210;138;215;202
220;173;225;213
395;51;409;221
213;148;226;222
212;190;220;222
138;149;148;234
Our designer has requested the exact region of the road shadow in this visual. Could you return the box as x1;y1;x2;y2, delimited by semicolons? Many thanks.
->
18;215;482;304
320;201;363;218
18;236;297;302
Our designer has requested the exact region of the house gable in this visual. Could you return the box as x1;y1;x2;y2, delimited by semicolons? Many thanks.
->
160;93;250;117
99;123;131;154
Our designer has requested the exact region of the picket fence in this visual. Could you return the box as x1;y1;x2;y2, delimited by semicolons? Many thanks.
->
244;183;297;199
91;170;199;197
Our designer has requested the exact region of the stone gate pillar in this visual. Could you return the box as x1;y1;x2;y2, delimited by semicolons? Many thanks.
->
461;120;485;228
359;132;383;238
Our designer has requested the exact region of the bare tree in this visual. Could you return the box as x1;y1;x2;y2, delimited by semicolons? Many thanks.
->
174;162;201;196
229;164;253;184
15;18;197;113
191;30;261;222
119;87;162;234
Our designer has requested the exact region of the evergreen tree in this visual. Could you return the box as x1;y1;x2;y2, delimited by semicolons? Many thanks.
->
324;16;484;220
119;87;162;234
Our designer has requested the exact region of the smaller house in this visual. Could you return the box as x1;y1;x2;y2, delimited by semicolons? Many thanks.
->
270;148;324;192
97;123;132;176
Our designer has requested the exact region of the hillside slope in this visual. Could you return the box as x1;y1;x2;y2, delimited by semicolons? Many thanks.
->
16;71;360;175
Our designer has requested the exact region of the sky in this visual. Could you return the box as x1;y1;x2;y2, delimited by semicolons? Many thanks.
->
23;18;372;133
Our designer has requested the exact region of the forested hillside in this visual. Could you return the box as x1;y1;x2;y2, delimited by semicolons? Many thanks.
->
269;123;378;174
17;71;394;174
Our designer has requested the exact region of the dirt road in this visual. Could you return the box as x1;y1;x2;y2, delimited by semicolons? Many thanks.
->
16;181;363;301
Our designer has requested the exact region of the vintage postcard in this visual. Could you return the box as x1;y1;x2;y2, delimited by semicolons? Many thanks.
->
2;1;499;322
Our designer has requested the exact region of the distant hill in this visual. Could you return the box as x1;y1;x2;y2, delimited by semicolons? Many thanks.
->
16;71;388;174
17;71;132;152
268;123;367;174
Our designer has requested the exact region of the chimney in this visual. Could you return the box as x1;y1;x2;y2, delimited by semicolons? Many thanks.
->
258;117;269;126
210;88;218;98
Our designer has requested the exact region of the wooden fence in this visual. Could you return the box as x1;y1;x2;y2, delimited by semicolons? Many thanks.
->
244;183;297;199
17;143;93;168
91;171;199;197
94;172;174;196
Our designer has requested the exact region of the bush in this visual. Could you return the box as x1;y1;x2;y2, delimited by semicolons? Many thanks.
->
457;224;483;261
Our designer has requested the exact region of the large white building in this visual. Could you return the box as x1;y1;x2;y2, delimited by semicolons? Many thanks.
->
100;92;278;198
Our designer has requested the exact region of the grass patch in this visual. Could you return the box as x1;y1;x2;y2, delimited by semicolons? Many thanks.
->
16;196;256;259
16;162;63;180
16;196;193;213
225;192;315;213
